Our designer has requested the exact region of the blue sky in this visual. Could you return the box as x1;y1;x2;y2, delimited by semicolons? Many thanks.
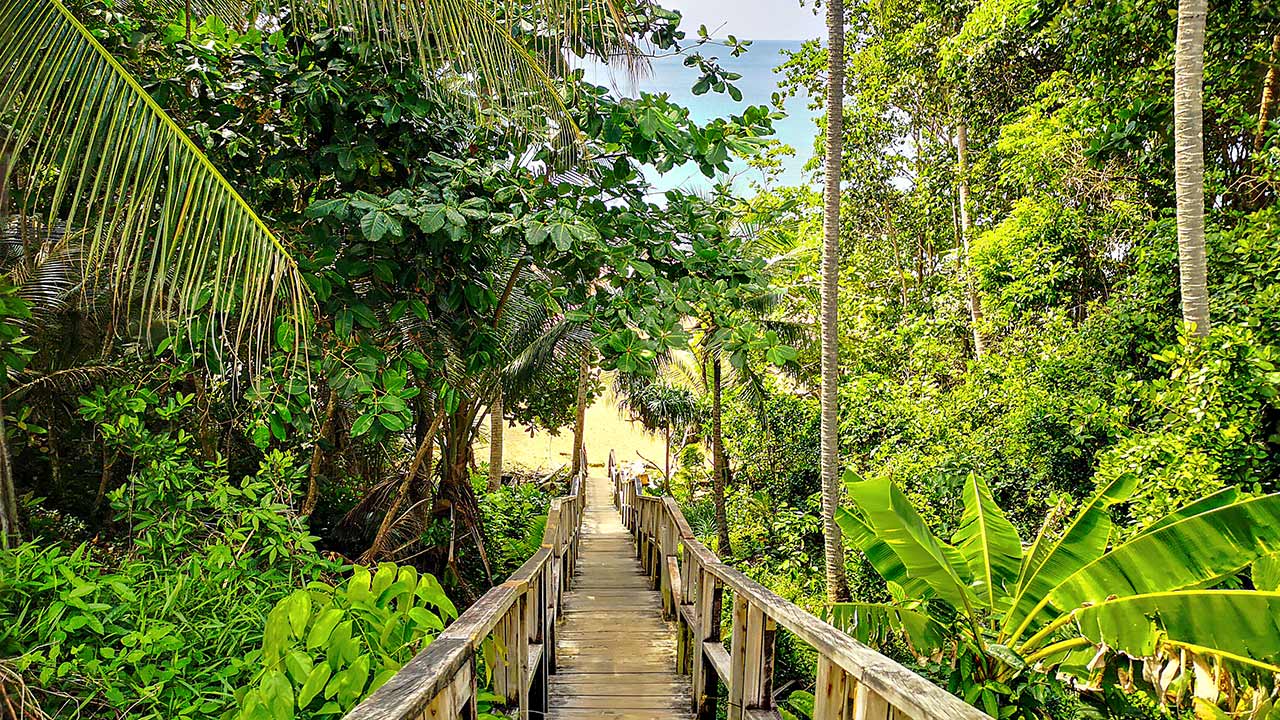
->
660;0;824;42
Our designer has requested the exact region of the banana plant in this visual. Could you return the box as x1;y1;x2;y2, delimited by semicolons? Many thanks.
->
833;471;1280;710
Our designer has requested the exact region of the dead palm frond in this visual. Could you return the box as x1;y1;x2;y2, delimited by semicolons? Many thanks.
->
0;0;311;367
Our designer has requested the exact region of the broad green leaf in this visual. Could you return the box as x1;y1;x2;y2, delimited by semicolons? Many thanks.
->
845;476;976;611
1001;473;1136;640
306;609;344;650
1255;553;1280;591
284;651;313;684
1133;486;1242;538
1075;591;1280;674
1022;494;1280;643
951;474;1022;608
298;664;331;708
835;505;931;599
828;602;945;656
285;591;311;638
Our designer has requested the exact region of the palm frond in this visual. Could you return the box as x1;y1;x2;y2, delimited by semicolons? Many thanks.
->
315;0;647;159
4;365;128;400
0;0;311;366
1;217;81;323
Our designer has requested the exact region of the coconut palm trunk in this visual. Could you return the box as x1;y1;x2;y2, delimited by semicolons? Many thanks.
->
820;0;852;603
488;388;503;492
1174;0;1211;336
0;395;18;548
711;357;732;555
956;120;986;358
571;348;591;478
1254;33;1280;152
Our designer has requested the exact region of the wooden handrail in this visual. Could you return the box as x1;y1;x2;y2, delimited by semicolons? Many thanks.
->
343;446;589;720
610;453;992;720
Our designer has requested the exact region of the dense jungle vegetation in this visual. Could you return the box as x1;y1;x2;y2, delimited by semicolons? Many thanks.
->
0;0;1279;717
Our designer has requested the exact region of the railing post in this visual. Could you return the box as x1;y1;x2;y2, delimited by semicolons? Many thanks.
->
692;567;723;720
815;656;851;720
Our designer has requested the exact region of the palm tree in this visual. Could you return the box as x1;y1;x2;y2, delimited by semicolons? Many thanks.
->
1174;0;1211;336
487;388;505;491
956;119;986;358
821;0;853;602
0;0;636;542
616;379;699;484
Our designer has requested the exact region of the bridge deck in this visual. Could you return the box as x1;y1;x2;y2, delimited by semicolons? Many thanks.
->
549;474;691;719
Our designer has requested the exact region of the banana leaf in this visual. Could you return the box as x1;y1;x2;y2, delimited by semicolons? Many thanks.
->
828;602;946;656
1133;487;1242;538
1001;473;1136;640
1253;554;1280;592
845;476;977;611
951;473;1022;608
835;506;932;599
1074;591;1280;674
1030;494;1280;641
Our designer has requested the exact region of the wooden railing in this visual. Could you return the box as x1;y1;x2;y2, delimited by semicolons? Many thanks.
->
344;448;588;720
609;449;992;720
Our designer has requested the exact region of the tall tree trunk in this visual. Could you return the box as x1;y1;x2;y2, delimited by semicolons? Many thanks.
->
664;424;671;487
487;388;503;492
571;348;591;478
1174;0;1211;336
820;0;852;603
0;396;19;548
1255;33;1280;152
956;120;986;358
711;357;732;555
303;389;337;517
363;412;444;562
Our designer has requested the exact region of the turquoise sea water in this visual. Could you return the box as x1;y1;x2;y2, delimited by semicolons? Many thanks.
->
586;39;818;195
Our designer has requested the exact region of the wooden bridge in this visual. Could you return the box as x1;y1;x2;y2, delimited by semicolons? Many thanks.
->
346;450;990;720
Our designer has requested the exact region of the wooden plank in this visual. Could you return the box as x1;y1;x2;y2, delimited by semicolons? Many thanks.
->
343;637;470;720
815;656;848;720
704;641;731;683
548;474;690;720
853;684;891;720
728;594;749;720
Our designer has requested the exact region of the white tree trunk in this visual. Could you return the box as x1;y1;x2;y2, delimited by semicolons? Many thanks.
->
956;120;986;358
487;387;503;492
820;0;852;603
1174;0;1211;336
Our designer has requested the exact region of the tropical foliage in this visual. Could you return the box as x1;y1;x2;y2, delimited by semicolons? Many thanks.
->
835;473;1280;716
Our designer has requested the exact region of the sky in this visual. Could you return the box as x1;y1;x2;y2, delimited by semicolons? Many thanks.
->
658;0;825;42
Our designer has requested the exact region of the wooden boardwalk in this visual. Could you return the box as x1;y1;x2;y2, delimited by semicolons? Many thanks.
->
344;451;990;720
549;474;691;719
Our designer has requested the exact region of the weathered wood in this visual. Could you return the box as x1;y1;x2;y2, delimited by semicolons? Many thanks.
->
815;656;849;720
343;463;588;720
549;473;691;719
853;683;891;720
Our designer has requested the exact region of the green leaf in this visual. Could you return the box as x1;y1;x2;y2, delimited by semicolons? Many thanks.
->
836;504;932;598
284;651;314;685
407;607;444;632
298;662;332;708
845;476;976;611
360;210;400;242
307;609;344;650
828;602;945;655
285;591;311;638
1075;591;1280;674
1020;493;1280;643
1134;486;1242;538
1001;473;1136;640
1255;553;1280;591
951;474;1022;608
350;414;376;437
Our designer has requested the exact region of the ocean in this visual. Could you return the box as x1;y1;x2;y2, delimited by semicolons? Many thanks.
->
584;39;818;195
